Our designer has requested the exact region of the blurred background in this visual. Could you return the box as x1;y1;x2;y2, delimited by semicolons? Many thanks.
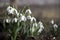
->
0;0;60;31
0;0;60;40
0;0;60;23
0;0;60;18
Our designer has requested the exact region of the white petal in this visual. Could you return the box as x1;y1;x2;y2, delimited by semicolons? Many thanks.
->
7;6;13;14
20;14;23;16
31;17;36;22
38;21;44;33
38;29;43;33
11;8;17;14
13;8;18;14
5;19;10;23
7;6;18;15
7;6;12;11
17;13;19;17
7;8;14;14
53;37;56;40
53;24;58;28
27;15;31;20
25;9;32;14
33;23;38;27
20;15;26;22
12;18;18;22
51;19;54;24
38;21;43;25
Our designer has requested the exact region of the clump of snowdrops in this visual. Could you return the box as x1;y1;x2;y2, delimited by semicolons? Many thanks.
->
3;6;44;40
50;19;58;40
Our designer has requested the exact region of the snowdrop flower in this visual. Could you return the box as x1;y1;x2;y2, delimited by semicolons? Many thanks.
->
7;6;18;15
25;9;32;14
51;19;54;24
20;14;23;16
38;21;43;25
53;24;58;28
38;21;44;29
7;6;13;14
33;22;38;27
53;24;58;31
38;21;44;33
53;37;56;40
16;13;19;17
20;15;26;22
11;8;18;14
4;19;11;23
7;6;12;11
27;15;31;20
7;8;14;14
38;28;43;33
31;17;36;22
13;8;18;14
12;18;18;23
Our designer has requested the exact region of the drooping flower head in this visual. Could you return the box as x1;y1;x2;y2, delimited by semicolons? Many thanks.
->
51;19;54;24
53;24;58;28
12;8;18;15
7;6;18;15
53;24;58;31
20;14;23;17
4;18;11;23
38;21;44;33
25;9;32;14
27;15;31;20
31;17;36;23
19;15;26;22
16;13;19;17
53;37;56;40
7;6;13;14
12;18;18;23
7;6;12;11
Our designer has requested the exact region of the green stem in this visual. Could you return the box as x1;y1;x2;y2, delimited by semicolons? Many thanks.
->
13;34;17;40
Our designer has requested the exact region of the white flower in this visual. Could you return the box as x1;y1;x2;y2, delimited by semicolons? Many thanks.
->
53;24;58;31
51;19;54;24
12;18;18;23
31;17;36;22
53;24;58;28
38;21;43;25
4;19;11;23
11;8;18;14
53;37;56;40
6;19;9;23
38;28;43;33
7;6;18;15
20;15;26;22
25;9;32;14
38;21;44;29
7;6;12;11
33;22;38;27
13;8;18;14
38;21;44;33
27;15;31;20
20;14;23;16
7;6;13;14
16;13;19;17
7;8;14;14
